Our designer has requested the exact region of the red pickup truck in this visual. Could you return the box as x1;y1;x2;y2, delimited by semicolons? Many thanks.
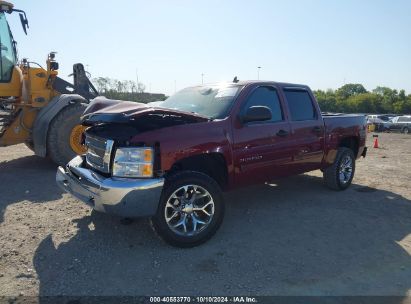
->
56;80;367;247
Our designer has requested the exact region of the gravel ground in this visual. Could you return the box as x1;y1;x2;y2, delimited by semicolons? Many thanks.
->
0;133;411;297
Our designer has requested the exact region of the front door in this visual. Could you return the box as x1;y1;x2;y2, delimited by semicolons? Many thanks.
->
232;85;294;187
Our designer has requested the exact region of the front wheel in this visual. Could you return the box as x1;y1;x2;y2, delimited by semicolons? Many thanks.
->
323;147;356;191
151;171;224;248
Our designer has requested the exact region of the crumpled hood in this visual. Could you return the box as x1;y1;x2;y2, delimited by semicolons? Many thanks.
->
81;96;210;126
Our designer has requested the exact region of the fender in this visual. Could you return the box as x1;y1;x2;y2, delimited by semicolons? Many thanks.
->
32;94;87;157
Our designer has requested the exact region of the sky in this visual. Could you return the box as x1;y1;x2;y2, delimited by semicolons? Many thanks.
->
6;0;411;95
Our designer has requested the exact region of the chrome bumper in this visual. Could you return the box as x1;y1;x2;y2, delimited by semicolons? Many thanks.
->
56;156;164;217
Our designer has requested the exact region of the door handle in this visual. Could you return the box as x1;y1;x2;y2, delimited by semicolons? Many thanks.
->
313;126;322;133
276;129;289;137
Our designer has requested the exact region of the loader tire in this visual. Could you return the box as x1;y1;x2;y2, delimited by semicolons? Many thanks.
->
47;103;87;166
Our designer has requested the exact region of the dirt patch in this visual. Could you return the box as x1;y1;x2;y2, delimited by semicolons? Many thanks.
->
0;133;411;296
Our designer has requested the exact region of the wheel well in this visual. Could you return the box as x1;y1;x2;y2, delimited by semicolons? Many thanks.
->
32;94;86;158
339;137;359;156
167;153;228;189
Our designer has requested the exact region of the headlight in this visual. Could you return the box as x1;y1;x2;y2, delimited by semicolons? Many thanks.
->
112;147;154;178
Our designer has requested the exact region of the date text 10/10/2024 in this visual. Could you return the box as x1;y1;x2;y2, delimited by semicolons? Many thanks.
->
150;296;258;303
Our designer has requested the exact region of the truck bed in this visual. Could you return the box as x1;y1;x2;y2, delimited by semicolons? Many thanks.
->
322;113;367;159
323;113;366;128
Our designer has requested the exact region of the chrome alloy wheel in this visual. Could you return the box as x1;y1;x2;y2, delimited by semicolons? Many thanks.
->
339;155;353;184
164;184;215;236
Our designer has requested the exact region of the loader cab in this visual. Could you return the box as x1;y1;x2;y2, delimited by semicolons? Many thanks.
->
0;11;17;83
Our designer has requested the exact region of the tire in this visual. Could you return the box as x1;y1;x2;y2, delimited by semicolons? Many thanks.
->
47;103;87;166
403;127;409;134
323;147;356;191
151;171;224;248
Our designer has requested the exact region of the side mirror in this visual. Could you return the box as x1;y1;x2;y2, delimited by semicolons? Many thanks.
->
19;13;29;35
242;106;272;123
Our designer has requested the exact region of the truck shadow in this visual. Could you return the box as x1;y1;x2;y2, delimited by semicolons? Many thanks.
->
0;155;63;223
33;174;411;298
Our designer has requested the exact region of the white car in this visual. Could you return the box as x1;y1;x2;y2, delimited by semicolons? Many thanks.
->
388;116;411;134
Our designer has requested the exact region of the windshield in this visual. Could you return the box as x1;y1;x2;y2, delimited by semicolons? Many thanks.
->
0;12;17;82
159;84;242;119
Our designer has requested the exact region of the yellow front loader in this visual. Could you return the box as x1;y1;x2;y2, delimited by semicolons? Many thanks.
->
0;1;98;165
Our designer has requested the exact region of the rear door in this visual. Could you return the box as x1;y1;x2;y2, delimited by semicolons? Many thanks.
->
282;88;325;172
389;117;402;131
404;117;411;131
232;85;294;186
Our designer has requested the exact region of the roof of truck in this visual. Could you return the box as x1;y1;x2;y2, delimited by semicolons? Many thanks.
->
200;80;311;89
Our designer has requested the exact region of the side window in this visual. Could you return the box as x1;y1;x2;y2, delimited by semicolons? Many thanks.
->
284;89;317;121
398;117;405;122
243;86;283;122
0;13;16;82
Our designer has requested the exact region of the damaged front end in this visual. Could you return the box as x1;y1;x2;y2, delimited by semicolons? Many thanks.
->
81;97;210;132
77;96;211;180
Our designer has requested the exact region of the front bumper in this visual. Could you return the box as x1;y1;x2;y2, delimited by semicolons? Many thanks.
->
56;156;164;217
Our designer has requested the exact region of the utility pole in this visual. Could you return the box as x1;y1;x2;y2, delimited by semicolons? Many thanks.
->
201;73;204;84
257;66;261;80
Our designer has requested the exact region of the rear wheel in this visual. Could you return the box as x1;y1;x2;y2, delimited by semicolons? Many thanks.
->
151;171;224;248
403;127;409;134
47;103;87;166
323;147;356;191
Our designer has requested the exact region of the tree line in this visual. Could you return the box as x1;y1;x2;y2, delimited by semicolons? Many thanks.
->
92;77;166;103
313;84;411;114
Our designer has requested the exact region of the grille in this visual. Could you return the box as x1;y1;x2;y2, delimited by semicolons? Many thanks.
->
85;134;114;173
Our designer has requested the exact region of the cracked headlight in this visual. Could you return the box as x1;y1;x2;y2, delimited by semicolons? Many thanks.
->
112;147;154;178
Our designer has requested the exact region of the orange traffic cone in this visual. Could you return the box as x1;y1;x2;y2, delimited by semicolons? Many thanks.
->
373;137;379;148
